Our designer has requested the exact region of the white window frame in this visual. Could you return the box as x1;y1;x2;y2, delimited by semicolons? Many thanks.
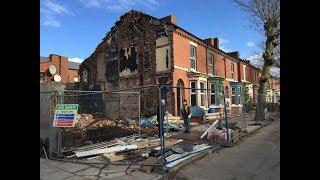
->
231;63;234;80
190;45;197;71
231;87;236;104
208;53;214;75
190;81;197;107
200;81;206;107
210;83;215;105
243;65;246;81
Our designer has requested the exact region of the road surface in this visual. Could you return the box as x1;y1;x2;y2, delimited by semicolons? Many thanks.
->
176;119;280;180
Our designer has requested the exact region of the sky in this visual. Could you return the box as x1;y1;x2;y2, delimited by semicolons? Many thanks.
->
40;0;265;65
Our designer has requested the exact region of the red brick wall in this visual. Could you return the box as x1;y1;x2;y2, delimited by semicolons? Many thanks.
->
40;54;76;84
212;52;226;78
197;44;207;74
173;31;190;69
173;68;190;115
172;31;207;73
67;69;78;83
225;58;238;81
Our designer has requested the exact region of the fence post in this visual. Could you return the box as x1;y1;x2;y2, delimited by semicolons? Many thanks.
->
222;89;230;144
158;85;166;165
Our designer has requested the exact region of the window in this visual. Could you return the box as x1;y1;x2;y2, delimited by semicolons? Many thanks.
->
243;65;246;81
210;84;215;105
190;45;197;70
190;81;197;106
231;63;234;79
231;87;236;104
231;86;241;105
200;82;206;106
208;54;214;75
253;72;256;83
82;70;88;83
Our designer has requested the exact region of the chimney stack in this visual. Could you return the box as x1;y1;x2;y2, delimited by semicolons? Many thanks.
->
204;37;219;49
161;15;177;25
227;51;240;58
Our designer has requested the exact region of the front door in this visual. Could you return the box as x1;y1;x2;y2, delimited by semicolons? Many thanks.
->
176;80;184;116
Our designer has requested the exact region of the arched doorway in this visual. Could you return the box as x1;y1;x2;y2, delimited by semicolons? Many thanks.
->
176;79;185;115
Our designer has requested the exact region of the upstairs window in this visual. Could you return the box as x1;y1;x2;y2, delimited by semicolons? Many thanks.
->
231;63;235;79
190;45;197;70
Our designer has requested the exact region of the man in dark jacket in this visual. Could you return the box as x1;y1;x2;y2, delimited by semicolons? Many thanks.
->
181;99;191;133
157;99;166;137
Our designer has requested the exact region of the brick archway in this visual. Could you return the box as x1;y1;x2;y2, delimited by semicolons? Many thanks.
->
176;79;185;116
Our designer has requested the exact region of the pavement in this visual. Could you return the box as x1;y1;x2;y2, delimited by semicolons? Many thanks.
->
40;159;163;180
175;119;280;180
40;117;278;180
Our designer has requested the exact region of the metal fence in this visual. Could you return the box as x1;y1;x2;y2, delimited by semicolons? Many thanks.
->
41;83;279;171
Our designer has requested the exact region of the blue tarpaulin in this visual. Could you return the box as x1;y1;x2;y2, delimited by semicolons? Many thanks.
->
191;107;205;117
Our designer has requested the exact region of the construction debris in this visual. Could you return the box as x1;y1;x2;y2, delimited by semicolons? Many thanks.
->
74;114;96;128
139;157;160;174
103;153;128;162
75;144;138;158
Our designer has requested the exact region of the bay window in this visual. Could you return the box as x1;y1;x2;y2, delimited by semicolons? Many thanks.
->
200;82;206;106
190;81;197;106
210;83;215;105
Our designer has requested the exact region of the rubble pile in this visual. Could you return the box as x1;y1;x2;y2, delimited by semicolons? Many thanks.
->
74;114;96;128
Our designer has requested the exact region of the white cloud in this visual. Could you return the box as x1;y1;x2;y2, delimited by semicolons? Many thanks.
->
247;53;263;67
80;0;102;8
69;57;84;63
247;53;280;77
219;38;229;45
42;17;61;27
79;0;160;11
246;41;254;47
41;0;74;27
219;38;231;52
220;45;231;52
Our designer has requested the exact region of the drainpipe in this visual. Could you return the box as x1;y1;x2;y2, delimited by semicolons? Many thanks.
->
223;58;226;78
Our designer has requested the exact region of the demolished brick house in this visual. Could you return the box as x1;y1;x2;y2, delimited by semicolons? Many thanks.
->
78;10;264;121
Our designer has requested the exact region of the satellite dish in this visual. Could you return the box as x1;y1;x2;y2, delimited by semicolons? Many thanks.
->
49;65;57;75
54;74;61;82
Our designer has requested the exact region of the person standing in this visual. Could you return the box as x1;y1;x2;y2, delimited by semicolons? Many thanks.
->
157;99;166;137
181;99;191;133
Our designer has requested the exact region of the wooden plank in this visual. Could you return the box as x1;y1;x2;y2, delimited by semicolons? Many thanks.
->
75;144;138;158
166;149;210;174
165;144;210;165
103;153;127;162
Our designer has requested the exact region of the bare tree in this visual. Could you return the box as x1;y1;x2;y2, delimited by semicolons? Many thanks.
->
234;0;280;121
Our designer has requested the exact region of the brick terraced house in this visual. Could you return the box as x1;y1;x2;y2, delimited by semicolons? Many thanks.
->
40;54;80;84
79;10;269;119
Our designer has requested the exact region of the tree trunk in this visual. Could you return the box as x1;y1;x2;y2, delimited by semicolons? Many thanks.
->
254;19;276;121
